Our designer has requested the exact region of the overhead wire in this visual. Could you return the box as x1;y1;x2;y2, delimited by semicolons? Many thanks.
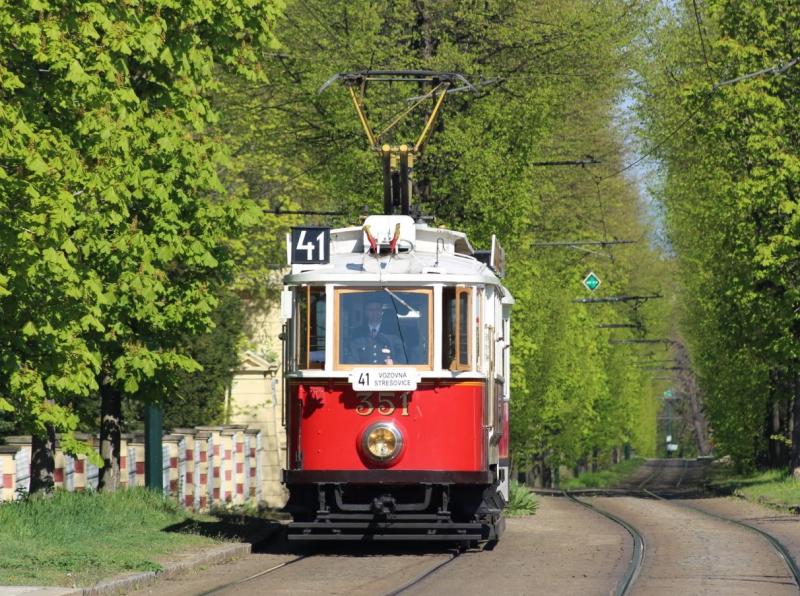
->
690;0;714;84
599;54;799;182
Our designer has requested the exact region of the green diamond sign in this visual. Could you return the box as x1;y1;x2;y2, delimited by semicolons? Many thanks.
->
583;271;601;292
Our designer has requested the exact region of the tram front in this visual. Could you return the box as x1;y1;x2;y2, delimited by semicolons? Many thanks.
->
281;214;511;542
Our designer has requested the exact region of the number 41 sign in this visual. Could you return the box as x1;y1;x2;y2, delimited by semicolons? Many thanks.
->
289;227;331;264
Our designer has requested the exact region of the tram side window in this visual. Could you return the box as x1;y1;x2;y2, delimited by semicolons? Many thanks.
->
296;287;326;369
443;287;471;370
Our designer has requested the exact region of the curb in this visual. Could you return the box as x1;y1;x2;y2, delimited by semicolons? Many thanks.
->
69;541;252;596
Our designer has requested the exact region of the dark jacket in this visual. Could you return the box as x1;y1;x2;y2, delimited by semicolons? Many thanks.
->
346;325;407;364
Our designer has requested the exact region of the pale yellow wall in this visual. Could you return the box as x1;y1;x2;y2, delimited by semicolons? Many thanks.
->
229;370;287;507
229;296;288;508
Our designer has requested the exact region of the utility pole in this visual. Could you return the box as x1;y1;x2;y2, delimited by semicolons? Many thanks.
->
144;403;163;492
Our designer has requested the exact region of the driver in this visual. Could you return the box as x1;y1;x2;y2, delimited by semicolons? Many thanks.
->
348;301;406;364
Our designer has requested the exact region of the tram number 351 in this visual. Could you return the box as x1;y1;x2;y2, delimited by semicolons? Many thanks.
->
356;392;410;416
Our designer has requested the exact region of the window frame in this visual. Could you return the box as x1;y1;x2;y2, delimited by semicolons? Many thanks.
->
453;287;473;371
294;285;326;370
334;287;434;371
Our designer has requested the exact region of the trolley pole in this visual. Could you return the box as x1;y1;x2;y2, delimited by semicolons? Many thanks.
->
144;403;163;492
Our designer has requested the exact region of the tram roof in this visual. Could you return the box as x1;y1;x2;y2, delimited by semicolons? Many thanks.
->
284;216;512;297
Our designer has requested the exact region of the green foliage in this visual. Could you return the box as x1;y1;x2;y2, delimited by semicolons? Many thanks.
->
709;467;800;510
505;481;539;517
560;457;645;490
243;0;663;475
0;1;284;451
0;488;218;587
163;290;246;429
635;0;800;466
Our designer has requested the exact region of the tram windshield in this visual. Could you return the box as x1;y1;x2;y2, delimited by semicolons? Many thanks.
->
337;288;431;368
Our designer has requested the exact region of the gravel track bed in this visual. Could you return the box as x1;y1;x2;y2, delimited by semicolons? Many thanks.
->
588;496;797;595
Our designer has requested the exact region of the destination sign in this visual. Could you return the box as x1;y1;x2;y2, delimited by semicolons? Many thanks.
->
349;368;419;392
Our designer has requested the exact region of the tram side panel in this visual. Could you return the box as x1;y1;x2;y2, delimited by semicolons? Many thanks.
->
286;380;486;471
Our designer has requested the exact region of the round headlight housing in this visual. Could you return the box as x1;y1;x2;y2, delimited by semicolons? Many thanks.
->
362;423;403;463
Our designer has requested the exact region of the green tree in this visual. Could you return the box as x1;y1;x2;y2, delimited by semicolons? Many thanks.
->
636;0;800;470
249;0;664;480
0;0;284;492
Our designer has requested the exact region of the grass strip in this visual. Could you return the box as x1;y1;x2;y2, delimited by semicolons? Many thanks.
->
559;457;644;490
708;467;800;512
0;488;222;588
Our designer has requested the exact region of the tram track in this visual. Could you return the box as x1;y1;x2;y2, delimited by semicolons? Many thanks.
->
563;491;645;596
195;531;465;596
382;548;462;595
197;553;311;595
642;487;800;590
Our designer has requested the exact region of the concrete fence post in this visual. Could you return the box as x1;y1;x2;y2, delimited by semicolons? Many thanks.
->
161;435;182;498
0;446;17;501
53;450;66;490
172;429;197;509
233;429;245;505
193;435;201;510
127;444;137;488
177;436;186;504
161;442;170;496
256;430;264;505
119;435;130;487
219;429;233;504
195;430;211;510
243;433;251;503
14;447;30;498
208;431;218;506
64;455;75;492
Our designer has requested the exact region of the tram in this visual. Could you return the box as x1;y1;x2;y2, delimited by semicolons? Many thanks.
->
280;72;513;543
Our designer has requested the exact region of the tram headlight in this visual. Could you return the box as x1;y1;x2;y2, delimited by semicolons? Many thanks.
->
362;423;403;462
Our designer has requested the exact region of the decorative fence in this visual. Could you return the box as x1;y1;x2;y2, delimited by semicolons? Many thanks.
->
0;425;263;510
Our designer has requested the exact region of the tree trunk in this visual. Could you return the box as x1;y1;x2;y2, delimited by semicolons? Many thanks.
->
29;424;57;495
673;338;712;456
791;375;800;479
98;380;122;491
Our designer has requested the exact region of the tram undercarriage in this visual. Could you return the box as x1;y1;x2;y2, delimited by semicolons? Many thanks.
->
284;471;506;542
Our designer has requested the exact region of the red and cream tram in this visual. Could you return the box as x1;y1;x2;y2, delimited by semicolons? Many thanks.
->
281;214;512;542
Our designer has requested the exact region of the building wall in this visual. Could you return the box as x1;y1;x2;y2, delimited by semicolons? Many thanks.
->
228;298;288;508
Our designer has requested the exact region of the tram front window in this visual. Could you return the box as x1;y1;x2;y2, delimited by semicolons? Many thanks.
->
338;289;431;367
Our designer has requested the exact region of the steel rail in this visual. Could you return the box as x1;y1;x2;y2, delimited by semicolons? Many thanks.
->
198;554;310;595
383;549;461;596
643;488;800;590
198;540;462;596
563;491;645;596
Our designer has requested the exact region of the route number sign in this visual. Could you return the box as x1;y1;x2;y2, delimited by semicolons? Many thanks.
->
290;227;330;264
